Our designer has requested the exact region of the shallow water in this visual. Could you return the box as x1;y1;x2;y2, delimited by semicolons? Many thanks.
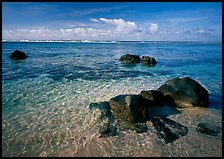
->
2;42;222;156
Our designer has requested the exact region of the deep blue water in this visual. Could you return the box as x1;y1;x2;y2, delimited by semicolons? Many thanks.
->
2;42;222;156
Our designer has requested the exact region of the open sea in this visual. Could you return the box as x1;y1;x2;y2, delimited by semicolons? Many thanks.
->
2;41;222;157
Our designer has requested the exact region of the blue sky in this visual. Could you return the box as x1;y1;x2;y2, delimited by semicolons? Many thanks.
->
2;2;222;41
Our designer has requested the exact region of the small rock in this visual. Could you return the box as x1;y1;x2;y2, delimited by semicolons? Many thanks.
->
119;54;141;63
141;56;157;65
9;50;29;60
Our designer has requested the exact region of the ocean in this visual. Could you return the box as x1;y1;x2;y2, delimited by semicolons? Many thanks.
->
2;41;222;157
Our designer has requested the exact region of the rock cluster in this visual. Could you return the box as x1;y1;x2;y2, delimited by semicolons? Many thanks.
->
88;77;214;144
119;54;157;66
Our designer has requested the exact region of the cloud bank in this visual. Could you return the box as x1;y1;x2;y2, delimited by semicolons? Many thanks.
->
2;18;218;41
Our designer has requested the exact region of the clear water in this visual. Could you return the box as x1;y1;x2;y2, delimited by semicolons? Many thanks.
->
2;42;222;156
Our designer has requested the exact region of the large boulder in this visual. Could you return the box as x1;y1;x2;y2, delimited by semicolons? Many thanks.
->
139;90;165;106
157;77;209;108
119;54;141;63
9;50;29;60
141;56;157;65
109;94;148;123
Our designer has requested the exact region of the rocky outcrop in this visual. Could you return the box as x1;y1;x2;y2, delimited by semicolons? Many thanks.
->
119;54;141;63
141;56;157;65
158;77;209;108
9;50;29;60
88;77;210;144
139;90;165;106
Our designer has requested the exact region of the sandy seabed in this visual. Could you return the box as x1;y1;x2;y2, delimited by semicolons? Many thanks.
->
39;107;222;157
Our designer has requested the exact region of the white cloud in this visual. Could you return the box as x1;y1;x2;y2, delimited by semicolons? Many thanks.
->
89;18;99;22
94;18;141;36
149;23;159;33
98;18;136;27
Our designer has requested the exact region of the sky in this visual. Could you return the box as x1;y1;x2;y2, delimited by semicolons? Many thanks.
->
2;2;222;42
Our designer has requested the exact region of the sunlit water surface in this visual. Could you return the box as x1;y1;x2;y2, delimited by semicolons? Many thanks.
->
2;42;222;156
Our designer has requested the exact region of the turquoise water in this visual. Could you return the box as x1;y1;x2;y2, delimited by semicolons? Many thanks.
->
2;42;222;156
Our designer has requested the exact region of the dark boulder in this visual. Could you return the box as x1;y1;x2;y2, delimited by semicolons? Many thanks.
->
151;116;188;144
139;90;165;106
119;54;141;63
157;77;209;108
141;56;157;65
109;94;149;123
9;50;29;60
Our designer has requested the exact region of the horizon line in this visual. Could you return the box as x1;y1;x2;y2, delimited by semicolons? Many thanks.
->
2;39;222;43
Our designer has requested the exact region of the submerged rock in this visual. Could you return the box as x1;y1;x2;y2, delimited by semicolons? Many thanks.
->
9;50;29;60
119;54;141;63
109;94;148;123
158;77;209;108
116;121;148;133
99;123;117;138
89;102;113;120
151;116;188;144
139;90;165;106
196;122;221;137
89;102;117;137
141;56;157;65
125;122;148;133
